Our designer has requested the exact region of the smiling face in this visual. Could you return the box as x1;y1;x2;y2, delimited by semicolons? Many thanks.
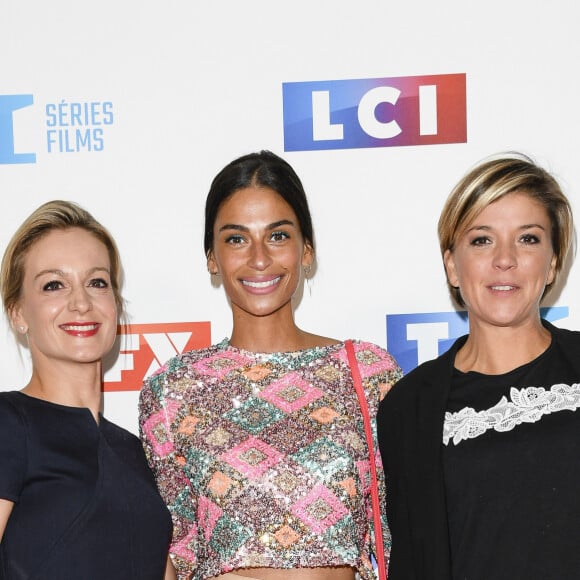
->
444;191;557;331
11;227;118;368
207;186;314;321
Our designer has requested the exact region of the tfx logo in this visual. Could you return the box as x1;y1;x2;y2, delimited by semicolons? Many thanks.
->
282;73;466;152
0;95;36;164
103;322;211;391
386;306;569;375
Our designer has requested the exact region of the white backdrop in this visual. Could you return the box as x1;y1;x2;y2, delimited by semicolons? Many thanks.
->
1;0;579;434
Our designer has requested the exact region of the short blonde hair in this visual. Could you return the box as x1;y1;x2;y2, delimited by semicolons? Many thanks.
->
438;153;574;307
1;200;124;319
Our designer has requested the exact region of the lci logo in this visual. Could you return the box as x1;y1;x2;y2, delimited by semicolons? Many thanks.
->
103;322;211;392
282;73;466;152
386;306;569;375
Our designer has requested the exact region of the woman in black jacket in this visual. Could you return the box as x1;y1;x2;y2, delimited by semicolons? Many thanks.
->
378;154;580;579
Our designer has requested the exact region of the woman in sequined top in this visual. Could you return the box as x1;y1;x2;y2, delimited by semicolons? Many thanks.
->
139;150;403;580
378;154;580;580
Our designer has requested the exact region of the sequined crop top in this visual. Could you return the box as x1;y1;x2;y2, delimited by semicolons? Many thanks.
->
139;339;402;580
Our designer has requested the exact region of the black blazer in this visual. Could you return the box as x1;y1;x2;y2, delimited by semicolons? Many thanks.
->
377;334;464;580
377;320;575;580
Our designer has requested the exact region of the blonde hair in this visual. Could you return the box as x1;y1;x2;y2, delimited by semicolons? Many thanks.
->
438;153;574;307
1;200;124;319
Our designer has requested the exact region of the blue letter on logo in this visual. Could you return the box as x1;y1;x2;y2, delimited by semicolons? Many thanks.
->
0;95;36;164
387;306;569;375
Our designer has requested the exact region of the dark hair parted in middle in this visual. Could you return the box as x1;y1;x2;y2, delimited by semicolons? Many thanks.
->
204;150;315;256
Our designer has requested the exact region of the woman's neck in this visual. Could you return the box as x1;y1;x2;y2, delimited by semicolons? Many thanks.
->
229;308;337;353
22;360;103;421
454;319;552;375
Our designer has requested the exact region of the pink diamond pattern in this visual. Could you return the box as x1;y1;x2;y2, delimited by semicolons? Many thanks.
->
192;350;250;378
336;342;397;377
259;372;324;413
141;399;180;457
198;495;223;543
291;483;348;534
220;436;283;479
172;522;198;563
356;460;371;494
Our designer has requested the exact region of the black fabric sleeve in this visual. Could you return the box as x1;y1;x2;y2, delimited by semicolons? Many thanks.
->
0;395;27;502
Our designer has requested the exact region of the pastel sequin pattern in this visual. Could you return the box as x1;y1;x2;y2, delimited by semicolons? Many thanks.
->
139;340;402;580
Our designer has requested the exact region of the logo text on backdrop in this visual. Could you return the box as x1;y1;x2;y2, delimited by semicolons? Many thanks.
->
282;74;466;151
0;94;115;164
386;306;568;375
103;322;211;392
0;95;36;164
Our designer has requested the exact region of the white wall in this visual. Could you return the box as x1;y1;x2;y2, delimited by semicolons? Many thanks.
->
1;0;579;433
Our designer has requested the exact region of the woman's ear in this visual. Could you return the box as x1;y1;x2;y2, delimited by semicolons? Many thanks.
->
443;249;459;288
546;254;557;286
207;251;218;276
10;304;28;335
301;242;314;269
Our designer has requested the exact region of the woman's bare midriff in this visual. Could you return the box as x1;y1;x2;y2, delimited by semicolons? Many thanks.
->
211;565;356;579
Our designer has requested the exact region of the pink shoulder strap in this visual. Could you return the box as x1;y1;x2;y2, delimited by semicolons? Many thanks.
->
345;339;388;580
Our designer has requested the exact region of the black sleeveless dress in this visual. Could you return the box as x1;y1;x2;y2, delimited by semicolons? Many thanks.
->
0;391;172;580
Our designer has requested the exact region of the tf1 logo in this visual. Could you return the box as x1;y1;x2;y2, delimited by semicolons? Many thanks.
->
282;73;466;151
103;322;211;391
387;306;569;375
